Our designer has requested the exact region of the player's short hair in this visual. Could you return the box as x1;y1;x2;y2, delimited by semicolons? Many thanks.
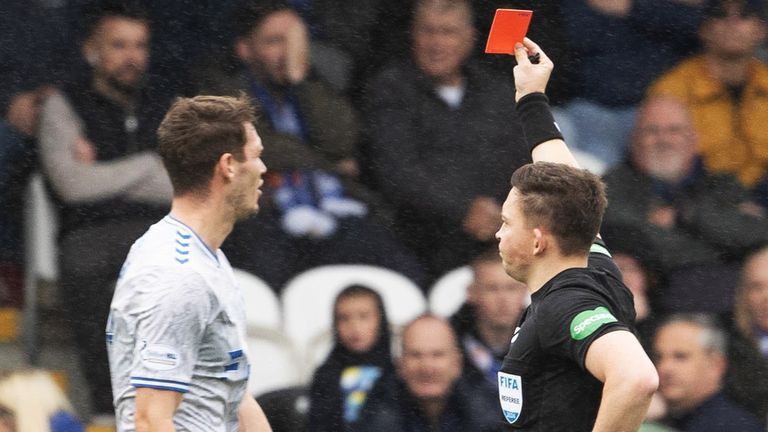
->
81;0;149;40
510;162;607;256
157;94;258;197
232;0;293;39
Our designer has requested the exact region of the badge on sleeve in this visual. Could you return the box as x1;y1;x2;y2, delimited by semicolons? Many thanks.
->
498;371;523;423
140;343;181;371
570;306;617;340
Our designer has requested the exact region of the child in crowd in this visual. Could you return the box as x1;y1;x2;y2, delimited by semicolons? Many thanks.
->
0;369;84;432
307;285;394;432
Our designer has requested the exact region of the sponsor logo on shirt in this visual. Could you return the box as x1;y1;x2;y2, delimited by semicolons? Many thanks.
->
570;307;617;340
140;342;181;371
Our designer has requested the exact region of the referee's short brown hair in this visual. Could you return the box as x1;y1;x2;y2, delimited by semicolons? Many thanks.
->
510;162;607;256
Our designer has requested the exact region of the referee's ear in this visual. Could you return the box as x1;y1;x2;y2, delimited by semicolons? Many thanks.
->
532;228;548;256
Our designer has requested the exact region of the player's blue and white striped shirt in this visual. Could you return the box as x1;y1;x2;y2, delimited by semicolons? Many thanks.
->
108;215;249;431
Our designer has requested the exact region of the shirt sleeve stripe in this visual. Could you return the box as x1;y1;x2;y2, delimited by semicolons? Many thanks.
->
590;243;612;258
130;377;190;393
130;376;190;386
131;382;189;393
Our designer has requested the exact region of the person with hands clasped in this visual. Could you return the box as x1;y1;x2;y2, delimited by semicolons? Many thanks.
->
494;39;658;431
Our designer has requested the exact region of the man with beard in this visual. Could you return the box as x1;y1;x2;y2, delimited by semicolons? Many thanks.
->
602;96;768;313
38;1;172;422
107;94;272;431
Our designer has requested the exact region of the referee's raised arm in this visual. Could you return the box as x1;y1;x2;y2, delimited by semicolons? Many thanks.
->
512;38;580;168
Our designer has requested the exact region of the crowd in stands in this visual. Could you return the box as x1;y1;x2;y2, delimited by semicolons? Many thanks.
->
1;0;768;430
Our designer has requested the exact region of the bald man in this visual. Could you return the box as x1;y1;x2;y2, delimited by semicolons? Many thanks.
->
357;315;501;431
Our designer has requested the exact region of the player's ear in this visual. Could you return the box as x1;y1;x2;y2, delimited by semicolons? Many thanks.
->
215;153;237;181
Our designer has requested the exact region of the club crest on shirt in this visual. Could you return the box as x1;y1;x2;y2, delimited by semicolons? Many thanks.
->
140;342;181;371
569;307;617;340
498;371;523;423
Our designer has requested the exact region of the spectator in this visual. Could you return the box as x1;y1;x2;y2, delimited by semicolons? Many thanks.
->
37;0;172;420
0;369;85;432
602;96;768;313
196;0;424;290
648;0;768;210
449;248;528;389
308;285;395;432
600;224;664;345
299;0;412;94
556;0;703;168
0;0;74;305
357;315;501;432
653;313;764;431
364;0;528;280
725;245;768;424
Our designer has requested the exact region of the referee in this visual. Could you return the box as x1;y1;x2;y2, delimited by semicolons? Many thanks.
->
495;39;658;431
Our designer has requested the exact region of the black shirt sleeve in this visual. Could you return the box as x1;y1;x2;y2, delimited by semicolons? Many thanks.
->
536;286;631;370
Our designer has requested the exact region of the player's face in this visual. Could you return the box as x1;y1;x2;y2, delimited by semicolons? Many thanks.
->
335;294;382;354
229;122;267;220
399;318;462;402
743;251;768;332
468;261;528;330
85;17;149;91
239;9;300;86
653;322;724;411
412;6;474;82
496;188;535;283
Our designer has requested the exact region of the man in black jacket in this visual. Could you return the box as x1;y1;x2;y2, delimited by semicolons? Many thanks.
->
602;96;768;313
358;315;502;432
364;0;528;280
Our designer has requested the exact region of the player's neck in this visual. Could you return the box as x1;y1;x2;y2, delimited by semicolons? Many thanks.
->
169;195;234;251
527;254;588;294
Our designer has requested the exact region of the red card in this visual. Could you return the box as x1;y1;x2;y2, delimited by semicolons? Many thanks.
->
485;9;533;54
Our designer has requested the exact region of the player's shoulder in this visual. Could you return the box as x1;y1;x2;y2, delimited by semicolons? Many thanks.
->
127;216;214;270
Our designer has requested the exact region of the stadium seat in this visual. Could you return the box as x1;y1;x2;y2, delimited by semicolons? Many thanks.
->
246;326;305;397
233;268;280;332
280;265;426;370
256;385;309;432
22;173;59;362
428;266;473;318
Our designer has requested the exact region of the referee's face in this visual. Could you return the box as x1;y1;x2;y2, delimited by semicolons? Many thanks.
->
497;188;535;283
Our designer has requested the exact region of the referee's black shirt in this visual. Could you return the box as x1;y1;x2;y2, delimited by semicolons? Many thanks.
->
498;239;636;431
